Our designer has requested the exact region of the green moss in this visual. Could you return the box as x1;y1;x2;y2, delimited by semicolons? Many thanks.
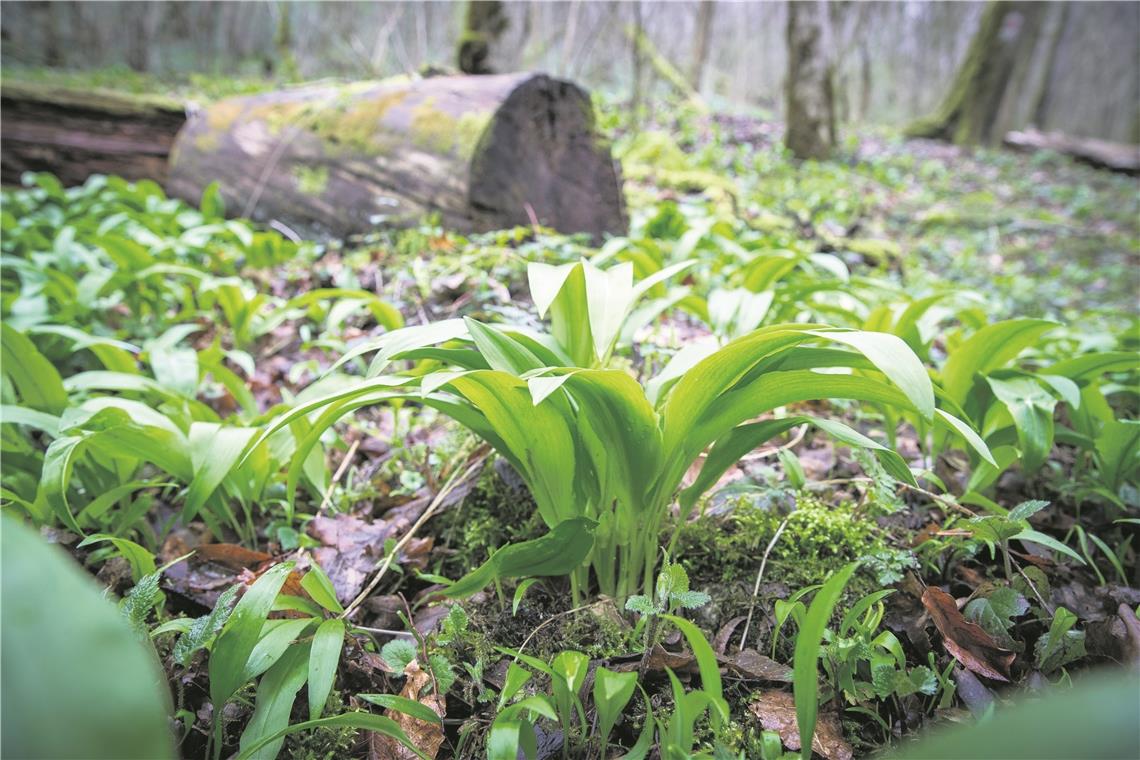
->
292;165;329;195
282;690;356;760
676;493;881;592
205;100;244;132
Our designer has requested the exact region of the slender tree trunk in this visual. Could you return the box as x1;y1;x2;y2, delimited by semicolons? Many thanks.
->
630;1;643;121
688;0;715;93
907;1;1046;146
785;0;836;160
457;1;508;75
1030;2;1070;128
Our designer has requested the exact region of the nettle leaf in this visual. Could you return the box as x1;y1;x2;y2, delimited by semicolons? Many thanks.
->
1008;499;1050;522
120;570;164;638
625;595;658;616
964;588;1029;650
172;584;240;667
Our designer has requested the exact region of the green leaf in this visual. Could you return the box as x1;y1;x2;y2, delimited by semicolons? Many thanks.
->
241;618;316;683
183;423;257;522
308;618;345;720
0;322;68;414
172;584;240;667
200;182;226;218
235;712;426;760
357;693;443;724
793;563;858;760
940;319;1057;405
512;578;540;616
810;329;935;420
442;518;597;598
1034;607;1086;673
301;563;344;614
1;513;175;759
209;562;295;709
964;588;1028;650
238;641;310;760
1014;529;1085;565
987;376;1057;472
594;667;639;750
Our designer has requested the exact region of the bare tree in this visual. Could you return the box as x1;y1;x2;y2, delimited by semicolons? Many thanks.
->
785;0;836;159
688;1;715;93
907;1;1046;145
458;1;508;74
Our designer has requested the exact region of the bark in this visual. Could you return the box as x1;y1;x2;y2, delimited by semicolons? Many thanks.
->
785;0;836;160
457;1;508;75
1004;128;1140;174
907;1;1046;146
688;1;715;93
0;82;187;185
166;73;626;240
1030;2;1070;128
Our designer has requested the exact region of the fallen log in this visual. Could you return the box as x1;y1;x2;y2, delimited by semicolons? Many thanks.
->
0;82;187;186
166;73;626;239
1003;128;1140;175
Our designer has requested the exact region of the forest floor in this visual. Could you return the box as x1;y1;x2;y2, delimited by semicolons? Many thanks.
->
3;84;1138;760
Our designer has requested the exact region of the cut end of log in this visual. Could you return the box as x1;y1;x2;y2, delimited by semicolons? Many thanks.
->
166;73;626;241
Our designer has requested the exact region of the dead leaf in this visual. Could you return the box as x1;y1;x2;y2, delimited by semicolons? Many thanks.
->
713;615;747;654
749;690;853;760
611;644;696;674
922;586;1015;681
369;660;445;760
195;543;272;570
309;513;433;604
717;649;793;682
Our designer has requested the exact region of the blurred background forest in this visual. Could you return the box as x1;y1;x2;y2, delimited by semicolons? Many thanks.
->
3;0;1138;143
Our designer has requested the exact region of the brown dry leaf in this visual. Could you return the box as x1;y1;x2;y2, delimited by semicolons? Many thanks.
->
717;649;793;682
610;644;695;674
194;543;272;570
922;586;1015;681
369;660;445;760
713;615;747;654
748;690;853;760
309;513;433;603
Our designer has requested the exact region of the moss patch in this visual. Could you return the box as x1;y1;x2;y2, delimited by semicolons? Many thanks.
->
292;165;329;195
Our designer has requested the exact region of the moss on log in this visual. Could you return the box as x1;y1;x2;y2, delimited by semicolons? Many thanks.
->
166;73;626;240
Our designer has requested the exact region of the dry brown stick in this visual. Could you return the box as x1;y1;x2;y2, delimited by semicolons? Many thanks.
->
340;447;487;621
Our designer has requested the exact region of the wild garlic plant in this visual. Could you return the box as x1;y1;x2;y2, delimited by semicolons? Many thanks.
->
251;259;983;604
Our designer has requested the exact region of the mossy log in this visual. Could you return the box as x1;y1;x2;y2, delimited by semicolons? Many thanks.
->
0;82;186;186
166;73;626;240
1004;128;1140;175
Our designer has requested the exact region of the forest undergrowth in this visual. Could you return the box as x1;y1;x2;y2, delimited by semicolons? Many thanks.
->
3;97;1138;760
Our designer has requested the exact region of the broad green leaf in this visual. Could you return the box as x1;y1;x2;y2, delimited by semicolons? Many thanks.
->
0;323;67;413
301;563;344;613
241;618;316;683
238;642;311;760
183;423;257;522
234;712;426;760
210;562;295;708
357;693;443;724
308;618;346;720
1;514;175;759
442;518;597;598
940;319;1057;405
1014;529;1085;565
593;667;639;751
793;562;858;760
987;376;1056;472
810;329;935;420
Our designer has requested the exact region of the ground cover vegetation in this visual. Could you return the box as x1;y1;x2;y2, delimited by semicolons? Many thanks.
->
2;94;1138;760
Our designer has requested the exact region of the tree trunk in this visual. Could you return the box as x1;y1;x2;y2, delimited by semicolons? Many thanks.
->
457;1;508;75
907;1;1046;146
785;0;836;160
688;1;715;93
166;73;626;240
0;82;187;185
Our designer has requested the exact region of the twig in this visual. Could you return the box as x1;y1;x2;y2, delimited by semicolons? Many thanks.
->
340;448;487;621
316;439;359;515
739;517;789;653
